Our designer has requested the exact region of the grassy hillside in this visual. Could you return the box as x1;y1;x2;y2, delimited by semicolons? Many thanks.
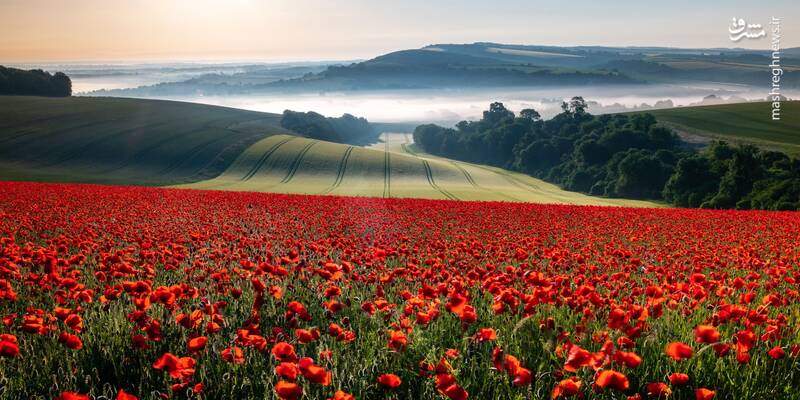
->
0;95;657;206
641;101;800;155
0;96;291;185
180;133;659;207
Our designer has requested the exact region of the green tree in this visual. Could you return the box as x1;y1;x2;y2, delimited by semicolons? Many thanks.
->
482;102;515;125
662;155;719;207
519;108;541;121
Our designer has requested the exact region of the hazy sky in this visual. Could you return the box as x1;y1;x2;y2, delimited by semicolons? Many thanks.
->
1;0;797;62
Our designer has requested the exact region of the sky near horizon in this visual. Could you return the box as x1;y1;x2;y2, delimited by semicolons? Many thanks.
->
0;0;797;63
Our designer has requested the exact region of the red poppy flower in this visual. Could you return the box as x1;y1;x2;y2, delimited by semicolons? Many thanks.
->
328;390;355;400
475;328;497;342
298;357;332;386
492;346;505;372
434;357;452;375
564;345;592;372
21;315;46;335
221;346;245;364
665;342;693;361
614;351;642;368
153;353;196;380
56;392;89;400
668;372;689;386
328;323;344;337
378;373;402;388
695;388;716;400
319;349;333;360
736;352;751;364
275;362;300;380
295;328;318;344
594;370;629;392
275;381;303;400
271;342;297;362
0;335;19;357
512;367;532;386
734;330;756;354
64;314;83;333
504;354;522;376
552;378;582;399
646;382;672;399
116;389;138;400
768;346;785;359
387;330;407;351
712;343;731;357
58;332;83;350
694;325;720;344
187;336;208;353
445;348;460;359
440;380;468;400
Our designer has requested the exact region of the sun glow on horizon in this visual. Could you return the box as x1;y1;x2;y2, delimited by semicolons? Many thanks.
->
0;0;797;63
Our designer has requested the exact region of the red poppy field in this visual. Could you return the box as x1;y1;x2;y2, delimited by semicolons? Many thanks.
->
1;181;799;400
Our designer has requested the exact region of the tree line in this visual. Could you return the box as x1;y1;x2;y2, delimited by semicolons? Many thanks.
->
413;98;800;210
0;66;71;97
280;110;378;145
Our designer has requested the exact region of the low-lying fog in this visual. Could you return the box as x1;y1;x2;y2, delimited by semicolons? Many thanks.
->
25;63;797;126
157;83;793;125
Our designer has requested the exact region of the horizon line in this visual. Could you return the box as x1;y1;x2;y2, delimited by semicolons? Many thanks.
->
3;41;798;65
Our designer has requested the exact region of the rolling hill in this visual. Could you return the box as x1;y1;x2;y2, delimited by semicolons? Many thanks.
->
96;43;800;97
418;43;800;87
178;132;657;207
638;101;800;155
0;95;657;206
0;96;291;185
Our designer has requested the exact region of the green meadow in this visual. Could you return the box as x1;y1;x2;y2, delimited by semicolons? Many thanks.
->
639;101;800;155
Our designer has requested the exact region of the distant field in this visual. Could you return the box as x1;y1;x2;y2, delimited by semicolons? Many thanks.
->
0;96;290;185
638;101;800;155
180;132;659;207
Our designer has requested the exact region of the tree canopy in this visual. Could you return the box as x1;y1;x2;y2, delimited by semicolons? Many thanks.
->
0;66;71;97
280;110;377;145
414;99;800;210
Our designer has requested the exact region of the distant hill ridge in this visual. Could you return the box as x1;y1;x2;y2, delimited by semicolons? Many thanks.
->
93;42;800;97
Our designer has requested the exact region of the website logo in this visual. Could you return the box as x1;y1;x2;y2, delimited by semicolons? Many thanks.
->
729;17;766;41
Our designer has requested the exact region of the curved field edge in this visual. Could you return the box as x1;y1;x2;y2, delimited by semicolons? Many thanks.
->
179;133;662;207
